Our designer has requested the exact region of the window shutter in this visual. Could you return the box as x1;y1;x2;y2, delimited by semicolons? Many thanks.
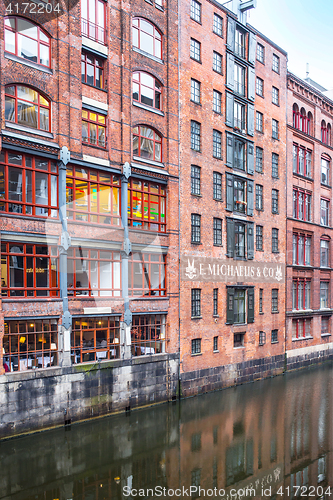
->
226;93;234;127
247;287;254;323
248;32;256;65
226;218;234;257
227;287;235;324
247;143;254;174
226;173;233;211
247;67;255;101
247;222;254;260
226;133;234;167
227;18;235;51
247;180;254;216
226;53;235;90
247;104;254;136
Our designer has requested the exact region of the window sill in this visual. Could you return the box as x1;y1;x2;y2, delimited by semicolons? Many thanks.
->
233;346;245;349
191;193;202;197
256;93;264;99
191;352;202;356
132;46;163;64
133;156;165;169
190;57;202;64
213;69;223;76
213;32;224;39
5;121;53;139
133;101;164;116
190;17;202;25
213;110;222;115
271;341;279;344
293;172;313;182
190;100;201;106
82;82;107;93
191;317;202;320
191;149;201;154
213;156;223;161
292;336;313;342
321;333;331;337
213;350;219;353
213;198;223;202
321;183;331;189
5;52;53;74
272;137;279;141
191;242;202;245
271;311;279;314
82;142;106;151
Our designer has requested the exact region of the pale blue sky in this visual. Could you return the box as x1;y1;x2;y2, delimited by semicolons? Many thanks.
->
247;0;333;90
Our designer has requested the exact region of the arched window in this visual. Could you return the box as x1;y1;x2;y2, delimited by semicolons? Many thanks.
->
5;85;50;131
321;155;330;185
132;72;162;110
5;17;50;67
327;124;331;146
133;126;162;162
132;18;162;59
293;103;299;129
322;120;328;143
300;108;309;134
307;112;313;136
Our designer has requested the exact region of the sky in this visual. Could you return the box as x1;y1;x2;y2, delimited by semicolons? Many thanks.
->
245;0;333;90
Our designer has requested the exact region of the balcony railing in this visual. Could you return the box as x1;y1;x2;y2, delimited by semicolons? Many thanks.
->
81;18;106;45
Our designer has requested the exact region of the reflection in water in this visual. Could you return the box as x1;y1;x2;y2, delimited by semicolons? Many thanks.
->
0;364;332;500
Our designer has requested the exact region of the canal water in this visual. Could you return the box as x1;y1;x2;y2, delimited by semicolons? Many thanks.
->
1;363;332;500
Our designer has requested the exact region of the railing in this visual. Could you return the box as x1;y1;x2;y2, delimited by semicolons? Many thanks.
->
81;18;106;45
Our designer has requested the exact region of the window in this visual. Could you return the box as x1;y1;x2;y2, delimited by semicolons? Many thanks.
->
213;90;222;113
234;333;245;348
293;188;311;221
235;28;246;58
213;172;222;200
82;110;106;148
255;184;263;210
191;121;201;151
0;151;57;217
213;218;222;246
213;289;218;316
259;331;266;345
234;101;245;130
272;153;279;178
72;316;120;363
132;72;162;110
81;0;106;44
292;319;311;339
272;87;279;105
67;248;120;297
128;178;166;232
190;38;201;61
272;54;280;73
81;52;104;88
321;199;329;226
321;316;330;335
191;79;200;103
256;225;263;251
213;14;223;36
320;282;329;309
3;319;57;372
259;289;263;313
191;289;201;318
321;120;331;145
271;289;278;312
256;111;263;133
191;165;201;195
213;52;222;73
234;63;245;95
233;138;246;170
131;315;166;356
132;18;162;59
272;228;279;253
293;234;311;266
213;130;222;158
192;338;201;354
129;253;166;297
293;144;312;177
292;279;311;310
272;189;279;214
227;287;254;325
321;239;329;267
256;147;263;173
226;219;254;260
1;243;59;297
213;335;218;351
227;175;252;214
271;329;278;343
256;77;263;96
133;126;162;162
66;166;120;225
272;119;279;139
191;214;201;243
257;43;264;63
5;85;50;131
321;157;330;185
5;17;51;67
293;104;312;135
190;0;201;23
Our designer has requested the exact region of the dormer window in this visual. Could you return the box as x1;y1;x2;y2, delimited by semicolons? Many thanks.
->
5;17;51;67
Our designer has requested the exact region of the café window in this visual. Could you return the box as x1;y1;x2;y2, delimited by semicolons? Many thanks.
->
128;178;166;232
82;109;106;148
131;314;166;356
3;319;58;373
227;287;254;325
66;166;120;225
81;51;104;88
133;126;162;162
0;150;58;217
1;243;58;298
81;0;106;44
5;17;51;67
67;248;121;297
133;72;162;110
5;84;50;131
132;18;162;59
71;316;120;363
129;252;166;297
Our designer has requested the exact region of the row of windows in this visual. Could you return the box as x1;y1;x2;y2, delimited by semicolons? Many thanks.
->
256;78;280;105
191;329;280;354
255;112;279;139
292;317;330;339
293;234;332;268
190;0;223;39
292;279;330;311
293;187;331;226
256;43;280;74
292;103;332;145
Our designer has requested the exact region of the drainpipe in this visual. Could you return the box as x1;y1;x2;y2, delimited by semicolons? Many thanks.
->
121;162;132;359
58;146;72;367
